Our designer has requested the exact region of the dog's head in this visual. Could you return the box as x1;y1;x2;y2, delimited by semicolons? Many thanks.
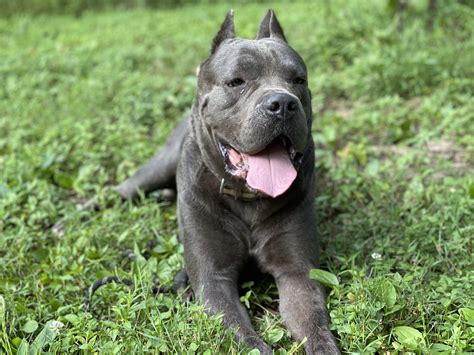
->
193;10;312;198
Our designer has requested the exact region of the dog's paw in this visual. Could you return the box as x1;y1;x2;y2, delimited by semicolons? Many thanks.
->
305;329;341;355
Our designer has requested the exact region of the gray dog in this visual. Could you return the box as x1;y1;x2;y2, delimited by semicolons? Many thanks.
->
114;10;339;354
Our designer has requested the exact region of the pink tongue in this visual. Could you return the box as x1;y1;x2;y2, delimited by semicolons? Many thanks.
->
244;142;297;198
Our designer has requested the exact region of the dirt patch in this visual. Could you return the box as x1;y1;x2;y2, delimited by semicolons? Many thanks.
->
320;97;353;119
369;139;472;177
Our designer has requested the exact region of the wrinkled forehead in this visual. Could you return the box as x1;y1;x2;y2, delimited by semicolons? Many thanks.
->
209;38;307;78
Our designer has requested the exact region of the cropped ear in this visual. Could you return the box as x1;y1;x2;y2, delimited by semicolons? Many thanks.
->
211;10;235;54
256;9;287;42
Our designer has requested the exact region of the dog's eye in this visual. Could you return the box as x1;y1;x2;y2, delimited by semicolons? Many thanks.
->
226;78;245;87
293;77;306;85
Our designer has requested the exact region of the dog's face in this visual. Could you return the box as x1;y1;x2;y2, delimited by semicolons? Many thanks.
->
194;10;312;197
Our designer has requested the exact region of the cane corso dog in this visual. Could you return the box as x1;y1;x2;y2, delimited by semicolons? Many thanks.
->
114;9;339;354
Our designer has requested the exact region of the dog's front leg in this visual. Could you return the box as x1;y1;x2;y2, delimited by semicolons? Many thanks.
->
275;271;340;355
180;206;272;354
257;227;340;355
194;275;272;354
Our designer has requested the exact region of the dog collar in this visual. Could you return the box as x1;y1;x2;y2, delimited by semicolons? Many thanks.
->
219;178;263;202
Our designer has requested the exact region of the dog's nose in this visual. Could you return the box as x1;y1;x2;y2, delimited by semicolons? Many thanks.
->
262;93;298;118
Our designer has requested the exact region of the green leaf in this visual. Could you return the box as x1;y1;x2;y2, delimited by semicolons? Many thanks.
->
22;320;38;334
54;171;76;189
393;326;425;350
64;314;80;325
309;269;339;288
17;339;30;355
468;183;474;199
189;342;199;352
430;343;452;352
30;320;62;353
373;279;397;309
12;337;23;347
365;159;380;176
266;327;285;345
240;290;252;309
0;295;5;323
459;308;474;325
387;0;399;15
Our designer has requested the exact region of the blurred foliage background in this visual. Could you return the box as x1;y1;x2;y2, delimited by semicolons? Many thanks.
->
2;0;473;16
0;0;271;16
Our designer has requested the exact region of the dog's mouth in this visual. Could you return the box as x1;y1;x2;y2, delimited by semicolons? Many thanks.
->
218;136;303;198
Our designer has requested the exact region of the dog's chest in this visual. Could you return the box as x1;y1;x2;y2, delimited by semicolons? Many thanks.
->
223;197;284;244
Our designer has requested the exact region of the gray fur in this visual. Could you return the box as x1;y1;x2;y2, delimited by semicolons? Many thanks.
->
116;10;340;354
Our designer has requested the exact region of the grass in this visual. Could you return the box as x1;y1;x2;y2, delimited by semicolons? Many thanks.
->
1;0;473;353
